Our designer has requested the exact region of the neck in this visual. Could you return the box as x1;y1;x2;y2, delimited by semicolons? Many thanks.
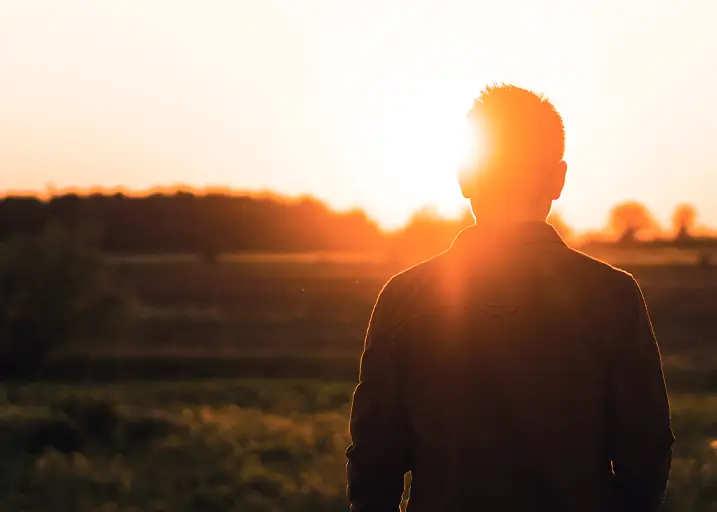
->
470;201;549;227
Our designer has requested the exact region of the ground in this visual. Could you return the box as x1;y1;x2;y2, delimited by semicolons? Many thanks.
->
0;380;716;511
2;246;716;511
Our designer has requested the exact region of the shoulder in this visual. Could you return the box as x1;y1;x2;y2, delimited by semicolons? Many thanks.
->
562;246;641;298
370;252;450;330
379;251;449;300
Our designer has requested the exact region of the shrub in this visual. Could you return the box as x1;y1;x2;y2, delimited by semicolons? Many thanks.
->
0;223;133;376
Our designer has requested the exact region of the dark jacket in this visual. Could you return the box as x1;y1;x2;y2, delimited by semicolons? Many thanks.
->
346;222;674;512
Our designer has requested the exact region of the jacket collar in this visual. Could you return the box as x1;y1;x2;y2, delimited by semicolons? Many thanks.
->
449;221;566;252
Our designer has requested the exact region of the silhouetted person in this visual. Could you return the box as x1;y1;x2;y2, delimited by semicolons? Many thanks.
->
346;84;674;511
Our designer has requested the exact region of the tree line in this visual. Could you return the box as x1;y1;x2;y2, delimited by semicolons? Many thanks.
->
0;192;386;255
0;191;711;257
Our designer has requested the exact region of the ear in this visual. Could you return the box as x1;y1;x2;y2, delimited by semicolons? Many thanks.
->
550;160;568;200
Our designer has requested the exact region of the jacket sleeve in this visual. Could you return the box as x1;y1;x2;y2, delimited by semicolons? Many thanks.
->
346;279;412;512
608;276;675;512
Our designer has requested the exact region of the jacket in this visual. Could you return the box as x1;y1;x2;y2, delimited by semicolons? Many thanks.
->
346;222;674;512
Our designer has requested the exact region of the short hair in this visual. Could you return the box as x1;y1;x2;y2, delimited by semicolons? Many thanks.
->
467;84;565;170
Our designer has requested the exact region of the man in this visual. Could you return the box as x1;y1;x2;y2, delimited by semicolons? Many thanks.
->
346;84;674;511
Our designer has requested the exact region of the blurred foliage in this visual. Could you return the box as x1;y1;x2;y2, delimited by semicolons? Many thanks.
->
0;380;712;511
608;201;659;242
0;380;353;512
2;193;714;264
0;193;386;255
0;223;134;376
674;204;698;236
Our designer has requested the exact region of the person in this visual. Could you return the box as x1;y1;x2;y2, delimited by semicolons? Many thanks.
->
346;84;674;511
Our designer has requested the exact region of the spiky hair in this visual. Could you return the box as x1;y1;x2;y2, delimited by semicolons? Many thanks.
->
467;83;565;166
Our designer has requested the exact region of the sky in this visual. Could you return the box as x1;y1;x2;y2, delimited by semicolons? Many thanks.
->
1;0;717;230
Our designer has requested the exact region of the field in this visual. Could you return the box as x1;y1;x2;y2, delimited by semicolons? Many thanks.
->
0;380;353;512
3;246;717;510
55;246;717;380
1;381;717;511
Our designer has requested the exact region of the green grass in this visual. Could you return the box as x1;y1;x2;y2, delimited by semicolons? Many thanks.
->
0;380;353;512
0;379;714;511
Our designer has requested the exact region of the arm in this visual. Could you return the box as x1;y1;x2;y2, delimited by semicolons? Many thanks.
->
608;277;675;512
346;280;412;512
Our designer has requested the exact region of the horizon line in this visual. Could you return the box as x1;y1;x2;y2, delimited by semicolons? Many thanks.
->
1;183;711;239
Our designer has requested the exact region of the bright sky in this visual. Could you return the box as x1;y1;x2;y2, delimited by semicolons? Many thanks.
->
1;0;717;230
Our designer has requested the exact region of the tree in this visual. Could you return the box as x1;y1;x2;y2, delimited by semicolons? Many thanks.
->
1;191;388;254
672;204;697;240
608;202;657;243
0;223;133;376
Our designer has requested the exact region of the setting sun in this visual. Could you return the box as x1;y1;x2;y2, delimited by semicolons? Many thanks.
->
342;80;478;228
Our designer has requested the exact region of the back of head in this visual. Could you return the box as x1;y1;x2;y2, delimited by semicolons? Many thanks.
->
459;84;567;218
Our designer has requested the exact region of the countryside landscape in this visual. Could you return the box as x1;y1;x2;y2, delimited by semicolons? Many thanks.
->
4;1;717;509
0;191;716;511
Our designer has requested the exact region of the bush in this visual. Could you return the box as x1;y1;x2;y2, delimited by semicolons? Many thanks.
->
0;223;133;376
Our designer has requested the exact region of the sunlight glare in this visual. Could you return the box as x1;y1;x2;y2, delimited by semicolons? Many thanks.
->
359;80;476;227
459;115;486;176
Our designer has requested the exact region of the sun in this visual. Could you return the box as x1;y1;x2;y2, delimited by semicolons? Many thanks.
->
347;80;478;229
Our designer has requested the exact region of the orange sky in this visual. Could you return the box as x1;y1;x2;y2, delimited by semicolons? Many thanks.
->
2;1;717;230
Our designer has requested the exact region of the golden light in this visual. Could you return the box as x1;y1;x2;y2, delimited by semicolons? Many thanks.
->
349;80;478;228
458;115;488;178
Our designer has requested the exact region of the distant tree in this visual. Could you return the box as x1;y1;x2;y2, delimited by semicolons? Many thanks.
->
0;192;388;255
393;206;473;263
0;223;133;377
0;197;47;238
547;211;573;241
608;201;657;243
672;204;697;241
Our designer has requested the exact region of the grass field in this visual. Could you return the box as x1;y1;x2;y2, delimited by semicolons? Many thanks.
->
60;248;717;366
0;380;351;512
4;246;717;510
0;379;716;511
